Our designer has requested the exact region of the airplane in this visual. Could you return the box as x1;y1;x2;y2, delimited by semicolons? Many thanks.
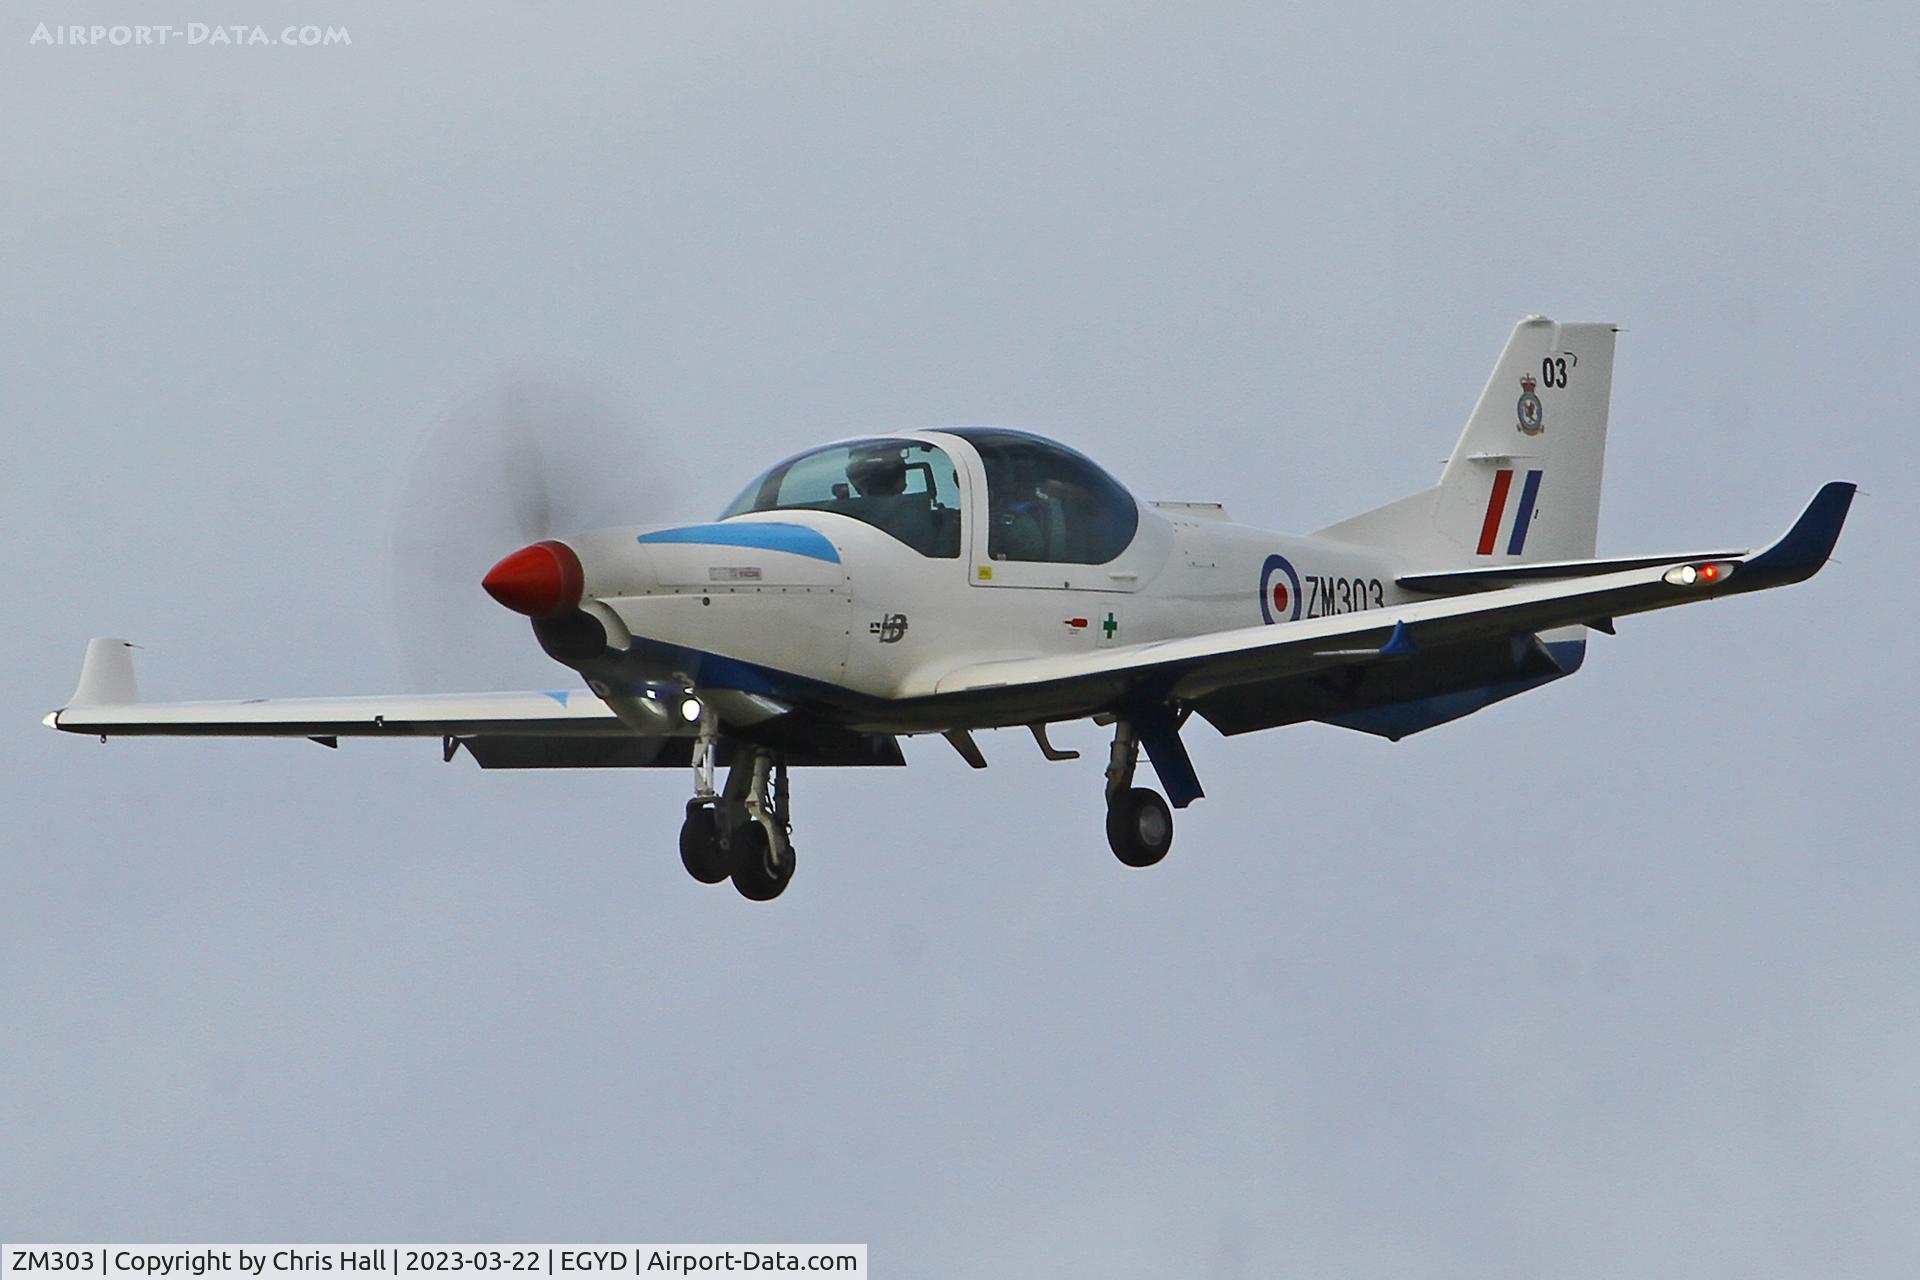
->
46;317;1855;901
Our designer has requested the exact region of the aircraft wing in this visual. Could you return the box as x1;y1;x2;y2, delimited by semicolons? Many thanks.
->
43;642;904;768
925;482;1856;725
45;641;629;744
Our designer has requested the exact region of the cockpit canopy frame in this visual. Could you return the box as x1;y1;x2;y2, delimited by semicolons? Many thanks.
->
719;436;965;559
718;429;1143;572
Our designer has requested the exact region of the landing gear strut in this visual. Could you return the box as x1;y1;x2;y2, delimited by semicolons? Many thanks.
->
679;704;732;883
1104;719;1174;867
728;751;795;901
676;710;796;899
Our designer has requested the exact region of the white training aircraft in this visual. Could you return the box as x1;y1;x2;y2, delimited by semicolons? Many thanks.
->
48;318;1853;900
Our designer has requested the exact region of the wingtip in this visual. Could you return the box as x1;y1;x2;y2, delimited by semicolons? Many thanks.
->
69;637;141;708
1807;479;1857;507
1740;481;1857;587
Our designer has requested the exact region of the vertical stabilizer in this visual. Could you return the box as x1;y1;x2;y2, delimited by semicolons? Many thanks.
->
1317;317;1617;566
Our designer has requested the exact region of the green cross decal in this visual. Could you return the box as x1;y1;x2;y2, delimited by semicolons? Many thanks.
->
1102;611;1118;640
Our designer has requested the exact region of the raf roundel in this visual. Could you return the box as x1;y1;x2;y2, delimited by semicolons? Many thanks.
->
1258;553;1302;625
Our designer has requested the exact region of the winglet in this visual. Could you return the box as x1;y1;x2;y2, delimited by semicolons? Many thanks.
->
68;637;142;709
1739;481;1857;588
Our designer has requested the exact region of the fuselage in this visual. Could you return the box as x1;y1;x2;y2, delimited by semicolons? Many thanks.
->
557;429;1419;729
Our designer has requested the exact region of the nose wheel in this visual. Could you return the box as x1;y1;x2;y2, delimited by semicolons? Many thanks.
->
728;818;796;901
679;804;794;898
678;802;731;884
678;721;796;900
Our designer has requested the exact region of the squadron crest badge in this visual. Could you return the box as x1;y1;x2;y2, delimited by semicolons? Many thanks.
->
1516;373;1545;436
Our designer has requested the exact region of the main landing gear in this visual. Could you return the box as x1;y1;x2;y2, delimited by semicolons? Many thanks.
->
675;708;1199;892
1103;718;1175;867
678;709;795;900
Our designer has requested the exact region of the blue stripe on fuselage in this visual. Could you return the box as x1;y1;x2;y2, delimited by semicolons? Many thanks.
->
637;522;841;563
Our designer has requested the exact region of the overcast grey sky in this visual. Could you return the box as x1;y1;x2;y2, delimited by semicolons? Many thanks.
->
4;2;1917;1275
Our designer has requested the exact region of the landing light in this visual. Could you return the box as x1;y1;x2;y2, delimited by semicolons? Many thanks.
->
1664;561;1734;587
680;696;703;723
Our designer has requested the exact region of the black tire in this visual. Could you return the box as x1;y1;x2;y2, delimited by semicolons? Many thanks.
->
1106;787;1173;867
730;820;795;901
679;806;730;884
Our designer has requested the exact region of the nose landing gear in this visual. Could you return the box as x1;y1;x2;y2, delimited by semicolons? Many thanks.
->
678;802;730;884
727;811;795;901
677;711;795;899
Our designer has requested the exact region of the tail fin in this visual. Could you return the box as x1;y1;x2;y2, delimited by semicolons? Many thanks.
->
1317;317;1617;565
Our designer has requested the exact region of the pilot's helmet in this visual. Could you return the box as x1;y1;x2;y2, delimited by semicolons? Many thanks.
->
847;447;907;496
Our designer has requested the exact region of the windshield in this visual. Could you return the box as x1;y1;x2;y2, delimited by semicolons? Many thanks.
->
719;437;963;558
947;428;1139;564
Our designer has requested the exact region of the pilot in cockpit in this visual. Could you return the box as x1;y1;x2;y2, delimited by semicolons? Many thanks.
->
846;447;907;498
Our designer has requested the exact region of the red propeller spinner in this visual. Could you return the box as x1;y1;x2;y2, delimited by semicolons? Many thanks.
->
481;540;584;617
